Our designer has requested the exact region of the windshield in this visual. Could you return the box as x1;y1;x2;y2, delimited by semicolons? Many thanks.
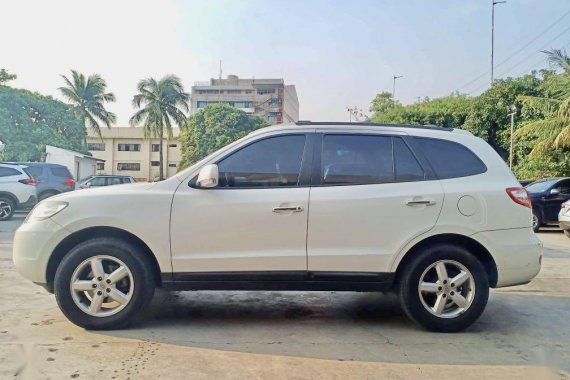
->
526;180;556;193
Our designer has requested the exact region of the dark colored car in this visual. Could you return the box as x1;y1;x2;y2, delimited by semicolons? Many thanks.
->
525;177;570;232
14;163;75;201
519;179;534;187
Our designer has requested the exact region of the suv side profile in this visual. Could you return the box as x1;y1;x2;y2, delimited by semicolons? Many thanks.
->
13;122;542;332
0;163;37;220
13;163;75;201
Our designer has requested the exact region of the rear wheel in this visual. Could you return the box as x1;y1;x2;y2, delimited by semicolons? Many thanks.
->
532;210;541;232
54;237;155;330
398;244;489;332
0;197;15;221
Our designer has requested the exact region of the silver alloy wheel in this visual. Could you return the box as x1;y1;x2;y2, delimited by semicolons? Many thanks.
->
418;260;476;319
0;201;12;219
532;213;539;230
70;255;134;317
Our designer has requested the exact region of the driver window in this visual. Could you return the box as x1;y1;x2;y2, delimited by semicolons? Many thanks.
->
89;177;106;187
217;135;306;188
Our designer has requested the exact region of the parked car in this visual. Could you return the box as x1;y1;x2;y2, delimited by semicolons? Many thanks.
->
0;163;37;220
519;179;534;187
11;162;75;201
559;200;570;237
77;175;135;189
525;178;570;232
13;122;542;332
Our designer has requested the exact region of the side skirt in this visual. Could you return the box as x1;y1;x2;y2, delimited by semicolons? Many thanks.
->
161;271;395;292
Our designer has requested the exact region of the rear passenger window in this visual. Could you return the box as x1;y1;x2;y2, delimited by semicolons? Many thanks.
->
0;167;21;177
393;138;424;182
25;166;42;178
50;167;72;178
413;137;486;179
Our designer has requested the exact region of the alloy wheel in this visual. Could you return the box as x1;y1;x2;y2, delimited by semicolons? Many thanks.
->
0;201;12;219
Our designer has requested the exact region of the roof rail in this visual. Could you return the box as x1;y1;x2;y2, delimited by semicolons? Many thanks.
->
294;121;454;132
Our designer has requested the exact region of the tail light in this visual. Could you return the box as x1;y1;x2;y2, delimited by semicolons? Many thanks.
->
506;187;531;208
19;178;37;185
64;178;75;186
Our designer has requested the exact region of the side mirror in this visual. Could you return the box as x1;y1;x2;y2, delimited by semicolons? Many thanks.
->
196;164;219;188
550;188;560;196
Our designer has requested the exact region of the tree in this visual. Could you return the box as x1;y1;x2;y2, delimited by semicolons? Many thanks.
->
0;69;16;85
0;85;85;161
370;91;398;116
130;75;189;180
179;103;269;169
59;70;116;146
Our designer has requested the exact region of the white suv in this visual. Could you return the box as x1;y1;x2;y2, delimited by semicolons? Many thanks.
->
0;163;37;220
13;122;542;332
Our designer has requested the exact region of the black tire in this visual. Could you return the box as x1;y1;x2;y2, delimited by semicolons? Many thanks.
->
532;210;541;233
39;191;59;201
398;244;489;332
0;197;16;221
54;237;155;330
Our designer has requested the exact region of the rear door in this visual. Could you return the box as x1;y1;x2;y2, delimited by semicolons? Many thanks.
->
307;133;444;273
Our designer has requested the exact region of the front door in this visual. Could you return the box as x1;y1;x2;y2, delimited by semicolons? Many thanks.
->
307;133;444;273
170;134;311;273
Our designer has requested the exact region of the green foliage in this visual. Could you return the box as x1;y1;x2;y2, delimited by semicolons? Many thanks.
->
130;75;189;180
179;103;269;170
513;151;570;180
0;69;17;84
0;85;85;161
59;70;116;141
370;92;398;115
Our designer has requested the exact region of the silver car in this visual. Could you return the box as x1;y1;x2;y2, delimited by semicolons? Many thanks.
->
559;200;570;237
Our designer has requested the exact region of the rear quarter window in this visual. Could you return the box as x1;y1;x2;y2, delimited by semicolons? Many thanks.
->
50;167;73;178
0;167;22;177
413;137;487;179
24;166;43;178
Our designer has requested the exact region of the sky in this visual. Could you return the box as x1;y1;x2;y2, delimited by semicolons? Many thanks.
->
2;0;570;125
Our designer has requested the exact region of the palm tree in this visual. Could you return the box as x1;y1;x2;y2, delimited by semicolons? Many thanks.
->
513;49;570;157
130;75;189;180
59;70;116;146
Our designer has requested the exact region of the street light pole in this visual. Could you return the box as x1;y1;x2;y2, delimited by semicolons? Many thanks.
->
507;105;517;169
491;0;506;85
393;75;403;103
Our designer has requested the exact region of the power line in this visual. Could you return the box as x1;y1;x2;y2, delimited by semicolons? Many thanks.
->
513;42;570;77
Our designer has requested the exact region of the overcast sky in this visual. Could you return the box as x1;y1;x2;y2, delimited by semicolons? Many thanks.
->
2;0;569;125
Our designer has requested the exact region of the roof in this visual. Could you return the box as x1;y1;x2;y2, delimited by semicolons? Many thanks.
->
295;121;454;132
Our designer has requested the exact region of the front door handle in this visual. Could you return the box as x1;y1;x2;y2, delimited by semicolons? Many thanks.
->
272;206;304;213
406;199;436;206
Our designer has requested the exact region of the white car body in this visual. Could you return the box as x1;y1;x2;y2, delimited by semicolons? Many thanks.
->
0;163;37;219
559;201;570;236
13;122;543;331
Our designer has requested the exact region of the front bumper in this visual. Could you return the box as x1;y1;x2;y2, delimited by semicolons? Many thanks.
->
472;227;542;288
13;217;71;284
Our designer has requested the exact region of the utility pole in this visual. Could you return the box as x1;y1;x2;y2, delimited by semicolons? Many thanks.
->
507;105;517;169
393;75;403;103
491;0;506;85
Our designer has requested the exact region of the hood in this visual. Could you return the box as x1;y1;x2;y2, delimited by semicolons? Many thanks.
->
47;182;157;202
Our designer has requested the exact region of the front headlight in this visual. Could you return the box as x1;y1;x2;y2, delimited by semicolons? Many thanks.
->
24;201;69;223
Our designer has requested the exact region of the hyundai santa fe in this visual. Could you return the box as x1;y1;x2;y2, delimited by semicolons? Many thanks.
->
13;122;542;332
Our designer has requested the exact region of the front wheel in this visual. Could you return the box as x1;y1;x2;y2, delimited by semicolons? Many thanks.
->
54;237;155;330
532;211;541;233
398;244;489;332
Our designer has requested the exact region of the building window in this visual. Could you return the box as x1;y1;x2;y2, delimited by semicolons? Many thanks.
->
87;143;106;151
168;144;177;148
168;163;177;168
151;144;160;152
257;88;275;95
151;161;160;167
117;163;140;171
96;162;105;170
118;144;140;152
226;89;242;94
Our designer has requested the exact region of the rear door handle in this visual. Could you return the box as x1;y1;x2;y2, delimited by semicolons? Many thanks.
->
406;199;436;206
272;206;304;213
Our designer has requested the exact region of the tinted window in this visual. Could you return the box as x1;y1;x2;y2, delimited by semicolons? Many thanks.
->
414;137;486;179
554;179;570;195
88;177;106;186
217;135;306;188
526;180;555;193
0;167;22;177
107;177;123;185
25;166;43;178
50;167;72;178
322;135;393;185
394;138;424;182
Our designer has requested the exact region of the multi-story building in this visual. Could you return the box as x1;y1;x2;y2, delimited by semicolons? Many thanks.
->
86;128;181;182
190;75;299;124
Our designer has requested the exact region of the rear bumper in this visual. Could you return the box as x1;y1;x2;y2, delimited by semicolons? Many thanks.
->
472;228;542;288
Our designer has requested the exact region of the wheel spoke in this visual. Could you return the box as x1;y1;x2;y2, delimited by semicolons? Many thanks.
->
420;282;439;293
90;258;105;279
89;293;105;313
432;294;446;315
72;280;94;291
450;271;470;288
107;288;129;305
107;266;128;284
450;292;469;308
435;262;448;282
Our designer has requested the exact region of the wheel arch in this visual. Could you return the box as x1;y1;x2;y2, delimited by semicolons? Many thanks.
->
394;233;498;288
46;226;162;292
0;192;19;207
